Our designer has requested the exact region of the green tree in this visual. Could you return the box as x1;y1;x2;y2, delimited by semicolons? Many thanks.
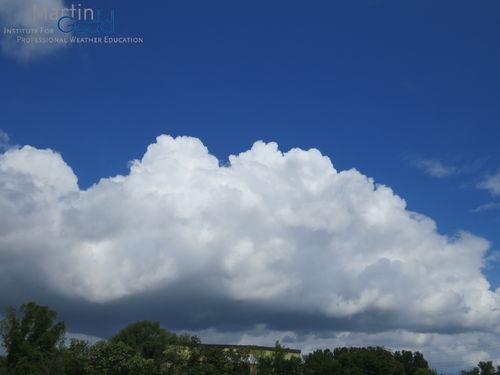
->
61;339;92;375
111;320;177;361
414;369;439;375
203;346;251;374
478;361;496;375
88;340;154;375
332;347;404;375
0;301;66;374
160;335;203;375
256;342;302;375
461;369;480;375
303;349;340;374
223;347;251;374
461;361;500;375
0;356;7;375
394;350;430;375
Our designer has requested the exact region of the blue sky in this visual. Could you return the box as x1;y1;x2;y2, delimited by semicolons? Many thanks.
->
1;1;500;373
3;0;500;277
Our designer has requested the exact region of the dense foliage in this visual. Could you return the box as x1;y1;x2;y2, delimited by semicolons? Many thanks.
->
0;302;494;374
0;302;66;374
460;361;500;375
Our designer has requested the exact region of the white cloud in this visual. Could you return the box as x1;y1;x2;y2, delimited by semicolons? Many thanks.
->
478;172;500;197
0;0;69;60
1;135;500;373
413;158;458;178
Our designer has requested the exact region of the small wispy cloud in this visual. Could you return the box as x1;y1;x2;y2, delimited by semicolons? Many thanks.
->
413;158;459;178
485;250;500;265
0;130;11;151
472;202;500;213
478;172;500;197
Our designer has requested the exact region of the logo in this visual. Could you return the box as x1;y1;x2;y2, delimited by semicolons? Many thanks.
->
3;2;143;48
57;10;115;35
31;3;114;35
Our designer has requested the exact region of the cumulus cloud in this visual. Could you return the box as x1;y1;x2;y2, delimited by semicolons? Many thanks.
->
413;158;459;178
478;172;500;197
0;0;69;60
1;135;500;373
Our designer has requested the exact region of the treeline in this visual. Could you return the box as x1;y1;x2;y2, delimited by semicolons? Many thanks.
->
0;302;492;375
460;364;500;375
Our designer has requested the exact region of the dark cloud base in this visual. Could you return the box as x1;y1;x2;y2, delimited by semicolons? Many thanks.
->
0;278;473;340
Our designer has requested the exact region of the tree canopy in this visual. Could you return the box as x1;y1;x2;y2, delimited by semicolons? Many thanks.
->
111;320;177;360
0;301;496;375
0;302;66;374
